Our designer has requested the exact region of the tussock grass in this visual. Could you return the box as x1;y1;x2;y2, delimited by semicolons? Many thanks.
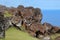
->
5;27;38;40
4;11;12;17
0;27;60;40
50;33;60;40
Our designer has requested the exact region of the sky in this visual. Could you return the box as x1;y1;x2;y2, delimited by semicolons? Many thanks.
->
0;0;60;10
0;0;60;26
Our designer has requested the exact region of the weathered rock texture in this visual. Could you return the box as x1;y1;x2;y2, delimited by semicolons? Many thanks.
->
0;5;60;39
0;12;5;38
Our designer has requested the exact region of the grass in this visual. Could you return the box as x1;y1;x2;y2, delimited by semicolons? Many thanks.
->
4;11;12;17
0;11;39;40
6;27;60;40
5;27;38;40
0;27;60;40
50;33;60;40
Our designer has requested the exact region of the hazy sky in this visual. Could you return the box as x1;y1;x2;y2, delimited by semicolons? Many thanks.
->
0;0;60;10
0;0;60;26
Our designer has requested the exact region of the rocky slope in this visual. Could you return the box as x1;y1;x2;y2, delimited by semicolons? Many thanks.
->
0;5;60;39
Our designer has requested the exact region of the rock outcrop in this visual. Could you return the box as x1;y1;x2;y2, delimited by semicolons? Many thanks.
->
0;12;5;38
0;5;60;39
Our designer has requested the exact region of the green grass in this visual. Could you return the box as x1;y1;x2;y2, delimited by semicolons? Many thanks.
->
50;33;60;40
0;27;60;40
4;11;12;17
5;27;38;40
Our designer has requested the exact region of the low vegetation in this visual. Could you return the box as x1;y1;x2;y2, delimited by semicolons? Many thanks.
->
4;11;12;17
5;27;38;40
51;33;60;40
0;27;60;40
0;5;60;40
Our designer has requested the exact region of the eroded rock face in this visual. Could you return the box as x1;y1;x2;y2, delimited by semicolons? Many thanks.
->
11;15;22;30
33;8;42;22
17;5;24;11
43;22;60;35
0;12;12;38
0;5;8;12
19;7;43;31
51;26;60;33
0;5;60;39
0;12;5;38
4;17;12;30
26;22;45;38
42;22;54;35
8;5;43;31
21;7;42;23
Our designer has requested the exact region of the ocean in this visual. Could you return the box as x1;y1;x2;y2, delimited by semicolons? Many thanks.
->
41;10;60;27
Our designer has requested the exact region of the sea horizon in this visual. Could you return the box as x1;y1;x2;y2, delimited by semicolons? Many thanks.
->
41;9;60;27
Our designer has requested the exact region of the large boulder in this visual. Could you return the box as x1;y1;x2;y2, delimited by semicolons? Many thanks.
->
4;17;12;30
19;7;42;28
26;22;45;38
33;8;42;23
42;22;54;35
51;26;60;33
17;5;24;11
12;6;43;31
0;5;9;13
43;22;60;34
0;12;5;38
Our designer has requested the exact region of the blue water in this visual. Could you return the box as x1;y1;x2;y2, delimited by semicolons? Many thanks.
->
41;10;60;27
